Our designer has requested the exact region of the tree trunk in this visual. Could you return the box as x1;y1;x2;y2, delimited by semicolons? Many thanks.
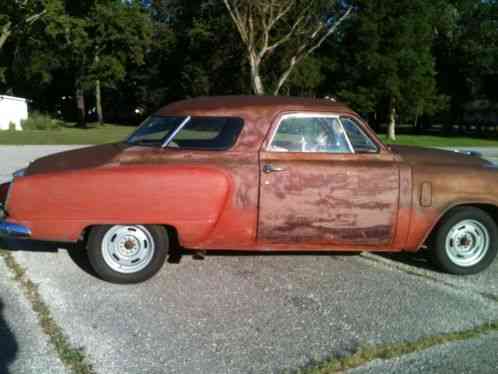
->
94;54;104;125
0;22;12;51
75;86;86;128
249;55;265;95
274;57;297;96
414;111;420;134
368;112;380;132
388;97;397;141
95;79;103;125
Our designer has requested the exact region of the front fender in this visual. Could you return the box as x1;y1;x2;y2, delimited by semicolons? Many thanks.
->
405;164;498;250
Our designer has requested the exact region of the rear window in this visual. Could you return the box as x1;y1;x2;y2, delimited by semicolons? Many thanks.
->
127;116;244;150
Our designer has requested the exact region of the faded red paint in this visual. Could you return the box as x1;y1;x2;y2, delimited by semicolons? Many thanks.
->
3;96;498;253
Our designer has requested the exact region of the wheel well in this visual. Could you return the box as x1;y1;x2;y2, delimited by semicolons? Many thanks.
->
162;225;181;250
426;203;498;244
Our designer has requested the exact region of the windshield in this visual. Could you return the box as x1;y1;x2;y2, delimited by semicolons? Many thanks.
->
127;115;244;150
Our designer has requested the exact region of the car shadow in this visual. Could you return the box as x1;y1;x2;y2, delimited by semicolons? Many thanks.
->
0;299;18;374
178;249;359;261
376;250;442;273
0;238;99;279
1;236;439;277
0;238;189;280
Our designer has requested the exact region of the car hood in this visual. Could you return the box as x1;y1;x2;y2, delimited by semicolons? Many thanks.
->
389;145;492;167
25;143;130;176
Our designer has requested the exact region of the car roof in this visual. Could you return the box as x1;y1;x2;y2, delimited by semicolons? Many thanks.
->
157;95;352;118
155;96;360;152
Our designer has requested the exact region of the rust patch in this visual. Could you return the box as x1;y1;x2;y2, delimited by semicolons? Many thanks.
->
420;182;432;207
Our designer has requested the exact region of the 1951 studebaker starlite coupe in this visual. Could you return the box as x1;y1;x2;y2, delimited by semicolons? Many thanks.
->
1;96;497;283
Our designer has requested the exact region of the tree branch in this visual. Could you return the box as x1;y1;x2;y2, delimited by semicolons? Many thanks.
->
0;21;12;50
273;5;354;95
223;0;250;47
25;10;47;25
307;5;353;56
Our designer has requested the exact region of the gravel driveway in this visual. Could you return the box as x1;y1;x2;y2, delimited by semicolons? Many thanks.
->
1;146;498;374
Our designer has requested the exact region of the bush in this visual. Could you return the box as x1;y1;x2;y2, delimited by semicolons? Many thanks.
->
21;112;63;131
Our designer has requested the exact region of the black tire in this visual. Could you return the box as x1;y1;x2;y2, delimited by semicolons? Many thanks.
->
431;207;498;275
87;225;169;284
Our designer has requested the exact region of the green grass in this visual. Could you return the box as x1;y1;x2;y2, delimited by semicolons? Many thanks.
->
298;320;498;373
378;134;498;147
0;123;133;145
2;123;498;147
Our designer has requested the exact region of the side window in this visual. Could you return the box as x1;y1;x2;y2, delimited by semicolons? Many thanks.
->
340;117;378;153
269;116;352;153
169;117;244;150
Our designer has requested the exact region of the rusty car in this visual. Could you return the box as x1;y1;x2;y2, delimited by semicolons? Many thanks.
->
1;96;497;283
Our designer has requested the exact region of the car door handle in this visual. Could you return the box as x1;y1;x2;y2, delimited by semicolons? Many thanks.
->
263;164;286;173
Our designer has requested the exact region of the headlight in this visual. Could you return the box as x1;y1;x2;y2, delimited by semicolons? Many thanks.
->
13;168;26;178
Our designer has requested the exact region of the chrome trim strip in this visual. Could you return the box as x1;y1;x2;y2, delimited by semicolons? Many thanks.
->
161;116;191;148
337;118;355;154
0;220;31;239
453;149;482;157
340;116;380;153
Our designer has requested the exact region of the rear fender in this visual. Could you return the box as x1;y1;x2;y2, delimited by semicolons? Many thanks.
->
7;165;231;243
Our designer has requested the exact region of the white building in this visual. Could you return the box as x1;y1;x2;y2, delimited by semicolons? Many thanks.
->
0;95;28;131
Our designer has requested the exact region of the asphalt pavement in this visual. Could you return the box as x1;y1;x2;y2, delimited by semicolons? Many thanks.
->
0;145;498;374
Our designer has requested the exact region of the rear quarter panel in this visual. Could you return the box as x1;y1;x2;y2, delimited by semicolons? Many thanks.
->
7;164;232;244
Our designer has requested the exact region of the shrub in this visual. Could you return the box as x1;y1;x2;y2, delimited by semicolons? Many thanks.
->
21;112;63;131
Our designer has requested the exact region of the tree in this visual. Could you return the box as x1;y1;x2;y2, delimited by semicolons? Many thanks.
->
27;0;152;126
87;1;153;124
0;0;47;51
433;0;498;131
0;0;53;84
222;0;353;95
335;0;446;140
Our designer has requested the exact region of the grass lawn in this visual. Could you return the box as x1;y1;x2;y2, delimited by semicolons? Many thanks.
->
378;134;498;148
2;124;498;147
0;124;133;145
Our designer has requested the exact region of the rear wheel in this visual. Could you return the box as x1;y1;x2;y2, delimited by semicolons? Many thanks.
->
431;207;497;275
87;225;168;283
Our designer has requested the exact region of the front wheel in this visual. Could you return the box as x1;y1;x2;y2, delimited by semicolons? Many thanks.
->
87;225;169;283
431;207;498;275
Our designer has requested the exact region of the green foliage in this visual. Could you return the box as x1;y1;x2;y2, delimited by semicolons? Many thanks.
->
21;112;63;131
0;0;495;134
334;0;448;125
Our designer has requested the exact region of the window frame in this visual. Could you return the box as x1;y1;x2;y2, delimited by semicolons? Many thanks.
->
266;112;355;154
339;116;380;154
127;115;245;151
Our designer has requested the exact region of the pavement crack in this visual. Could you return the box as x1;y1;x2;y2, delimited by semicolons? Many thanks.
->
0;250;95;374
293;320;498;373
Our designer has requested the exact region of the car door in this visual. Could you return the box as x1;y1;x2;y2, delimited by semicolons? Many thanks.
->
258;112;400;247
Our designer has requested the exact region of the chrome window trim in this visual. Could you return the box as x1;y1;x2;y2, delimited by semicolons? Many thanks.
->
161;116;192;148
339;116;379;153
266;112;355;154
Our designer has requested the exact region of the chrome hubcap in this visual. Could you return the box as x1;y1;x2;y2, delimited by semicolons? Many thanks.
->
445;219;489;267
102;225;155;274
